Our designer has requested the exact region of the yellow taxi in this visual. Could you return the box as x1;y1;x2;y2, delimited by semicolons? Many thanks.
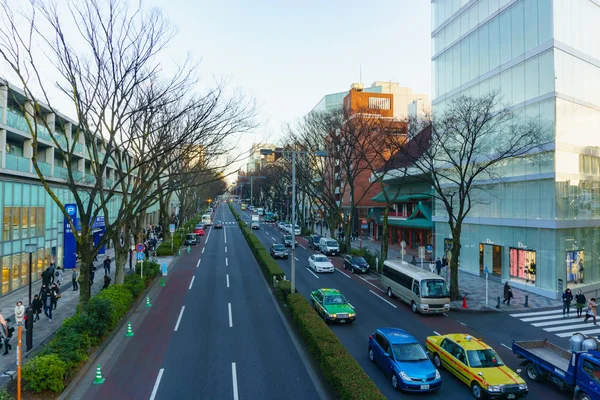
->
425;333;528;399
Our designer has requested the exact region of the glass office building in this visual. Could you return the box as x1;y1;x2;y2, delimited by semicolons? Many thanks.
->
432;0;600;298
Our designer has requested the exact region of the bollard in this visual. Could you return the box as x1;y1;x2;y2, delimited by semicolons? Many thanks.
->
524;295;529;308
496;296;501;309
462;295;468;309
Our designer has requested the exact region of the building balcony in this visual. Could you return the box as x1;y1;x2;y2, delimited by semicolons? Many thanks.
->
6;109;30;132
5;154;30;173
54;165;68;179
389;211;410;218
75;142;84;154
36;162;51;176
73;170;83;182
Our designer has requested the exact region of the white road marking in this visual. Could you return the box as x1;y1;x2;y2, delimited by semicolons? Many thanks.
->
228;303;233;327
433;331;441;336
459;321;467;326
232;362;239;400
189;276;195;290
225;246;228;253
369;290;397;308
226;257;229;266
356;275;384;292
226;274;230;288
149;368;164;400
521;314;571;322
306;268;319;279
196;259;201;268
174;306;185;331
501;343;512;350
298;244;306;249
510;309;564;318
336;268;352;279
557;328;600;337
294;257;299;261
205;227;212;244
224;228;227;244
202;248;205;254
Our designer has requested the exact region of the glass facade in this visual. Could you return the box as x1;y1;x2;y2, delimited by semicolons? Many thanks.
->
432;0;600;298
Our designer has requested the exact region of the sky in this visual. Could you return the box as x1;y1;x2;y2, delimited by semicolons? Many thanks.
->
1;0;432;184
146;0;433;182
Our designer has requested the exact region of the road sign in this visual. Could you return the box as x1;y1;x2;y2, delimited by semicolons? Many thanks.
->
484;266;489;274
136;243;145;252
361;219;367;224
162;263;168;276
361;224;368;229
419;246;425;259
400;241;406;249
136;252;145;261
426;245;433;253
169;224;175;233
401;249;406;256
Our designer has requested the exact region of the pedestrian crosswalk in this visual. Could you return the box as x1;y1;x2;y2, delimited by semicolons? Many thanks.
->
510;308;600;338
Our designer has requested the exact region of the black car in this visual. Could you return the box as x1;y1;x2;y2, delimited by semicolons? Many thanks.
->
308;234;322;249
184;233;199;246
281;235;297;247
343;255;370;274
270;243;289;259
214;221;223;229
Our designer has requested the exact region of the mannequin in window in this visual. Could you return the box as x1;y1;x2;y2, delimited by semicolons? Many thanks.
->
528;262;536;284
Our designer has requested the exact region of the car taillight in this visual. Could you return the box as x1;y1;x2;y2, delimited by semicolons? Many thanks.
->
369;335;373;340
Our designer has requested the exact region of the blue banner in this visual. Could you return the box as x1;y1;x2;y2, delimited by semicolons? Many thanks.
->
92;216;106;256
64;204;77;270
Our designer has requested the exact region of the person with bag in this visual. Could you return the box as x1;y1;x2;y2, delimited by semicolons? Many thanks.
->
585;298;598;325
50;283;60;310
14;301;24;325
55;266;63;287
575;290;587;318
103;256;112;275
31;295;43;322
502;282;513;305
41;285;53;322
71;267;79;291
0;313;11;356
562;288;574;317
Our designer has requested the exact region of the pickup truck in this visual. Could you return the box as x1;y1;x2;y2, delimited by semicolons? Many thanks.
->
512;339;600;400
251;214;260;230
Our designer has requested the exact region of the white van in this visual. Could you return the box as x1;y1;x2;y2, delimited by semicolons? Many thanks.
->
319;238;339;256
201;214;212;226
381;260;450;314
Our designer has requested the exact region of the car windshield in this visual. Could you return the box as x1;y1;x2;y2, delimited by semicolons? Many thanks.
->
216;221;222;224
352;257;366;264
467;349;504;368
420;279;450;298
195;225;203;229
327;240;338;246
294;225;299;229
273;244;285;251
324;294;347;305
186;234;195;240
392;343;429;362
284;235;292;240
315;256;329;263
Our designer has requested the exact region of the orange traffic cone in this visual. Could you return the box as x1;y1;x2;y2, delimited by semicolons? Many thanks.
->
462;296;468;309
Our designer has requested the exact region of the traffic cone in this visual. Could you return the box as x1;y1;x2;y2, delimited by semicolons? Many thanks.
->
145;296;152;307
92;364;105;384
462;296;468;309
187;245;191;253
125;322;134;337
160;277;165;286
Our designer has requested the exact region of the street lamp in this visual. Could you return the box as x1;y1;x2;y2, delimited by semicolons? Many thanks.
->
260;148;328;293
24;244;37;306
249;176;266;209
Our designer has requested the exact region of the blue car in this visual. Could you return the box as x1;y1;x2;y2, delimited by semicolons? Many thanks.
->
368;328;441;392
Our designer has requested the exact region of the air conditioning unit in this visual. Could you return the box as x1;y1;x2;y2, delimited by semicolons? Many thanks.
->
350;83;364;91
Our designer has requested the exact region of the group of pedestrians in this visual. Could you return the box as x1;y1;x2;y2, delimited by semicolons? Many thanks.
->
561;288;598;325
70;256;112;292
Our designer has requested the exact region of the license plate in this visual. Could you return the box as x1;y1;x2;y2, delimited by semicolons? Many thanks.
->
340;320;346;323
507;395;515;399
420;385;430;390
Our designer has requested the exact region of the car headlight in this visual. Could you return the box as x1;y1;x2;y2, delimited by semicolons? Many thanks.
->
420;304;429;309
435;370;441;380
328;314;335;318
444;304;450;308
488;385;501;392
399;371;410;381
519;383;528;391
348;313;356;317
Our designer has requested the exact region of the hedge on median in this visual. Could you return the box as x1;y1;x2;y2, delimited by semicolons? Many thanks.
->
22;260;161;393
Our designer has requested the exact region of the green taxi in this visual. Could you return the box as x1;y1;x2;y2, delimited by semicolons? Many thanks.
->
310;288;356;324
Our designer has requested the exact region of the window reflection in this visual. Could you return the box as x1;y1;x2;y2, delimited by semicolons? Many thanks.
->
1;256;8;295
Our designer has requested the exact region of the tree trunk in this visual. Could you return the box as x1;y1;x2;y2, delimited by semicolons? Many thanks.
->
113;224;131;285
380;207;390;270
78;248;92;308
344;212;352;253
449;231;462;300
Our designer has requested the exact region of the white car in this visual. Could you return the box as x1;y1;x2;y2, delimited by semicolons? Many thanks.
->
309;254;335;273
293;225;301;235
284;223;292;233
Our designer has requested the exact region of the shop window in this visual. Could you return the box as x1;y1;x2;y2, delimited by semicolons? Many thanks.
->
29;208;36;237
480;244;502;276
20;253;28;287
567;250;584;285
510;248;536;283
11;254;20;291
36;207;45;237
36;248;44;278
12;207;19;240
2;207;10;241
1;256;8;294
21;207;29;239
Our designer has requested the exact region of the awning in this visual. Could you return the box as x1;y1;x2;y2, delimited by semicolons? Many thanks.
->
371;187;431;203
387;218;434;229
366;208;383;222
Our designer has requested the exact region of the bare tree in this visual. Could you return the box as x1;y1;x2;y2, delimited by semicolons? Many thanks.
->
0;0;254;303
390;93;549;299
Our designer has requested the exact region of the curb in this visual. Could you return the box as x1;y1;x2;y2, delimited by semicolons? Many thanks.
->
58;256;179;400
450;306;503;313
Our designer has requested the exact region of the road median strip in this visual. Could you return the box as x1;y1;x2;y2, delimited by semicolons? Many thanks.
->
229;203;386;400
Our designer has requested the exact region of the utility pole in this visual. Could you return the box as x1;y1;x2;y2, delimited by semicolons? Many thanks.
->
291;152;297;293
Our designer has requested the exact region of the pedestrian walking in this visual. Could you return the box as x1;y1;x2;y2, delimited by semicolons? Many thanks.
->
502;282;513;305
41;285;53;322
49;262;56;284
0;314;11;356
585;298;597;325
90;263;97;288
575;290;587;318
435;257;443;275
71;267;79;291
50;283;60;310
562;288;574;317
411;256;417;266
101;274;111;291
54;266;63;287
14;301;24;325
32;295;42;322
103;256;111;275
41;267;52;286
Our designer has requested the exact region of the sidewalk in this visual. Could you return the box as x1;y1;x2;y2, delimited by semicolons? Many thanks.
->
348;236;562;312
0;248;172;384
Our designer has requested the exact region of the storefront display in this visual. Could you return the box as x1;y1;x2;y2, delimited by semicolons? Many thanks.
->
479;243;502;276
509;248;536;283
567;250;584;284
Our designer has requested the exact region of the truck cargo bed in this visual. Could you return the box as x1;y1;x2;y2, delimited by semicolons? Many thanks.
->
513;340;571;372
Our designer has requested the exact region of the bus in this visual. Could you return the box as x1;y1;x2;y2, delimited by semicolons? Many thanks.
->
264;212;274;222
380;260;450;314
201;214;212;226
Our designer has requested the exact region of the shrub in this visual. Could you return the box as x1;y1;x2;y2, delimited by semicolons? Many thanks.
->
301;227;312;236
0;387;12;400
142;261;160;280
40;326;90;374
287;294;386;400
124;274;146;298
84;297;113;340
23;354;68;393
156;242;176;256
95;286;134;329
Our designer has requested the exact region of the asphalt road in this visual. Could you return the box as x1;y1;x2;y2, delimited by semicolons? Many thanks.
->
76;202;326;400
238;207;571;400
